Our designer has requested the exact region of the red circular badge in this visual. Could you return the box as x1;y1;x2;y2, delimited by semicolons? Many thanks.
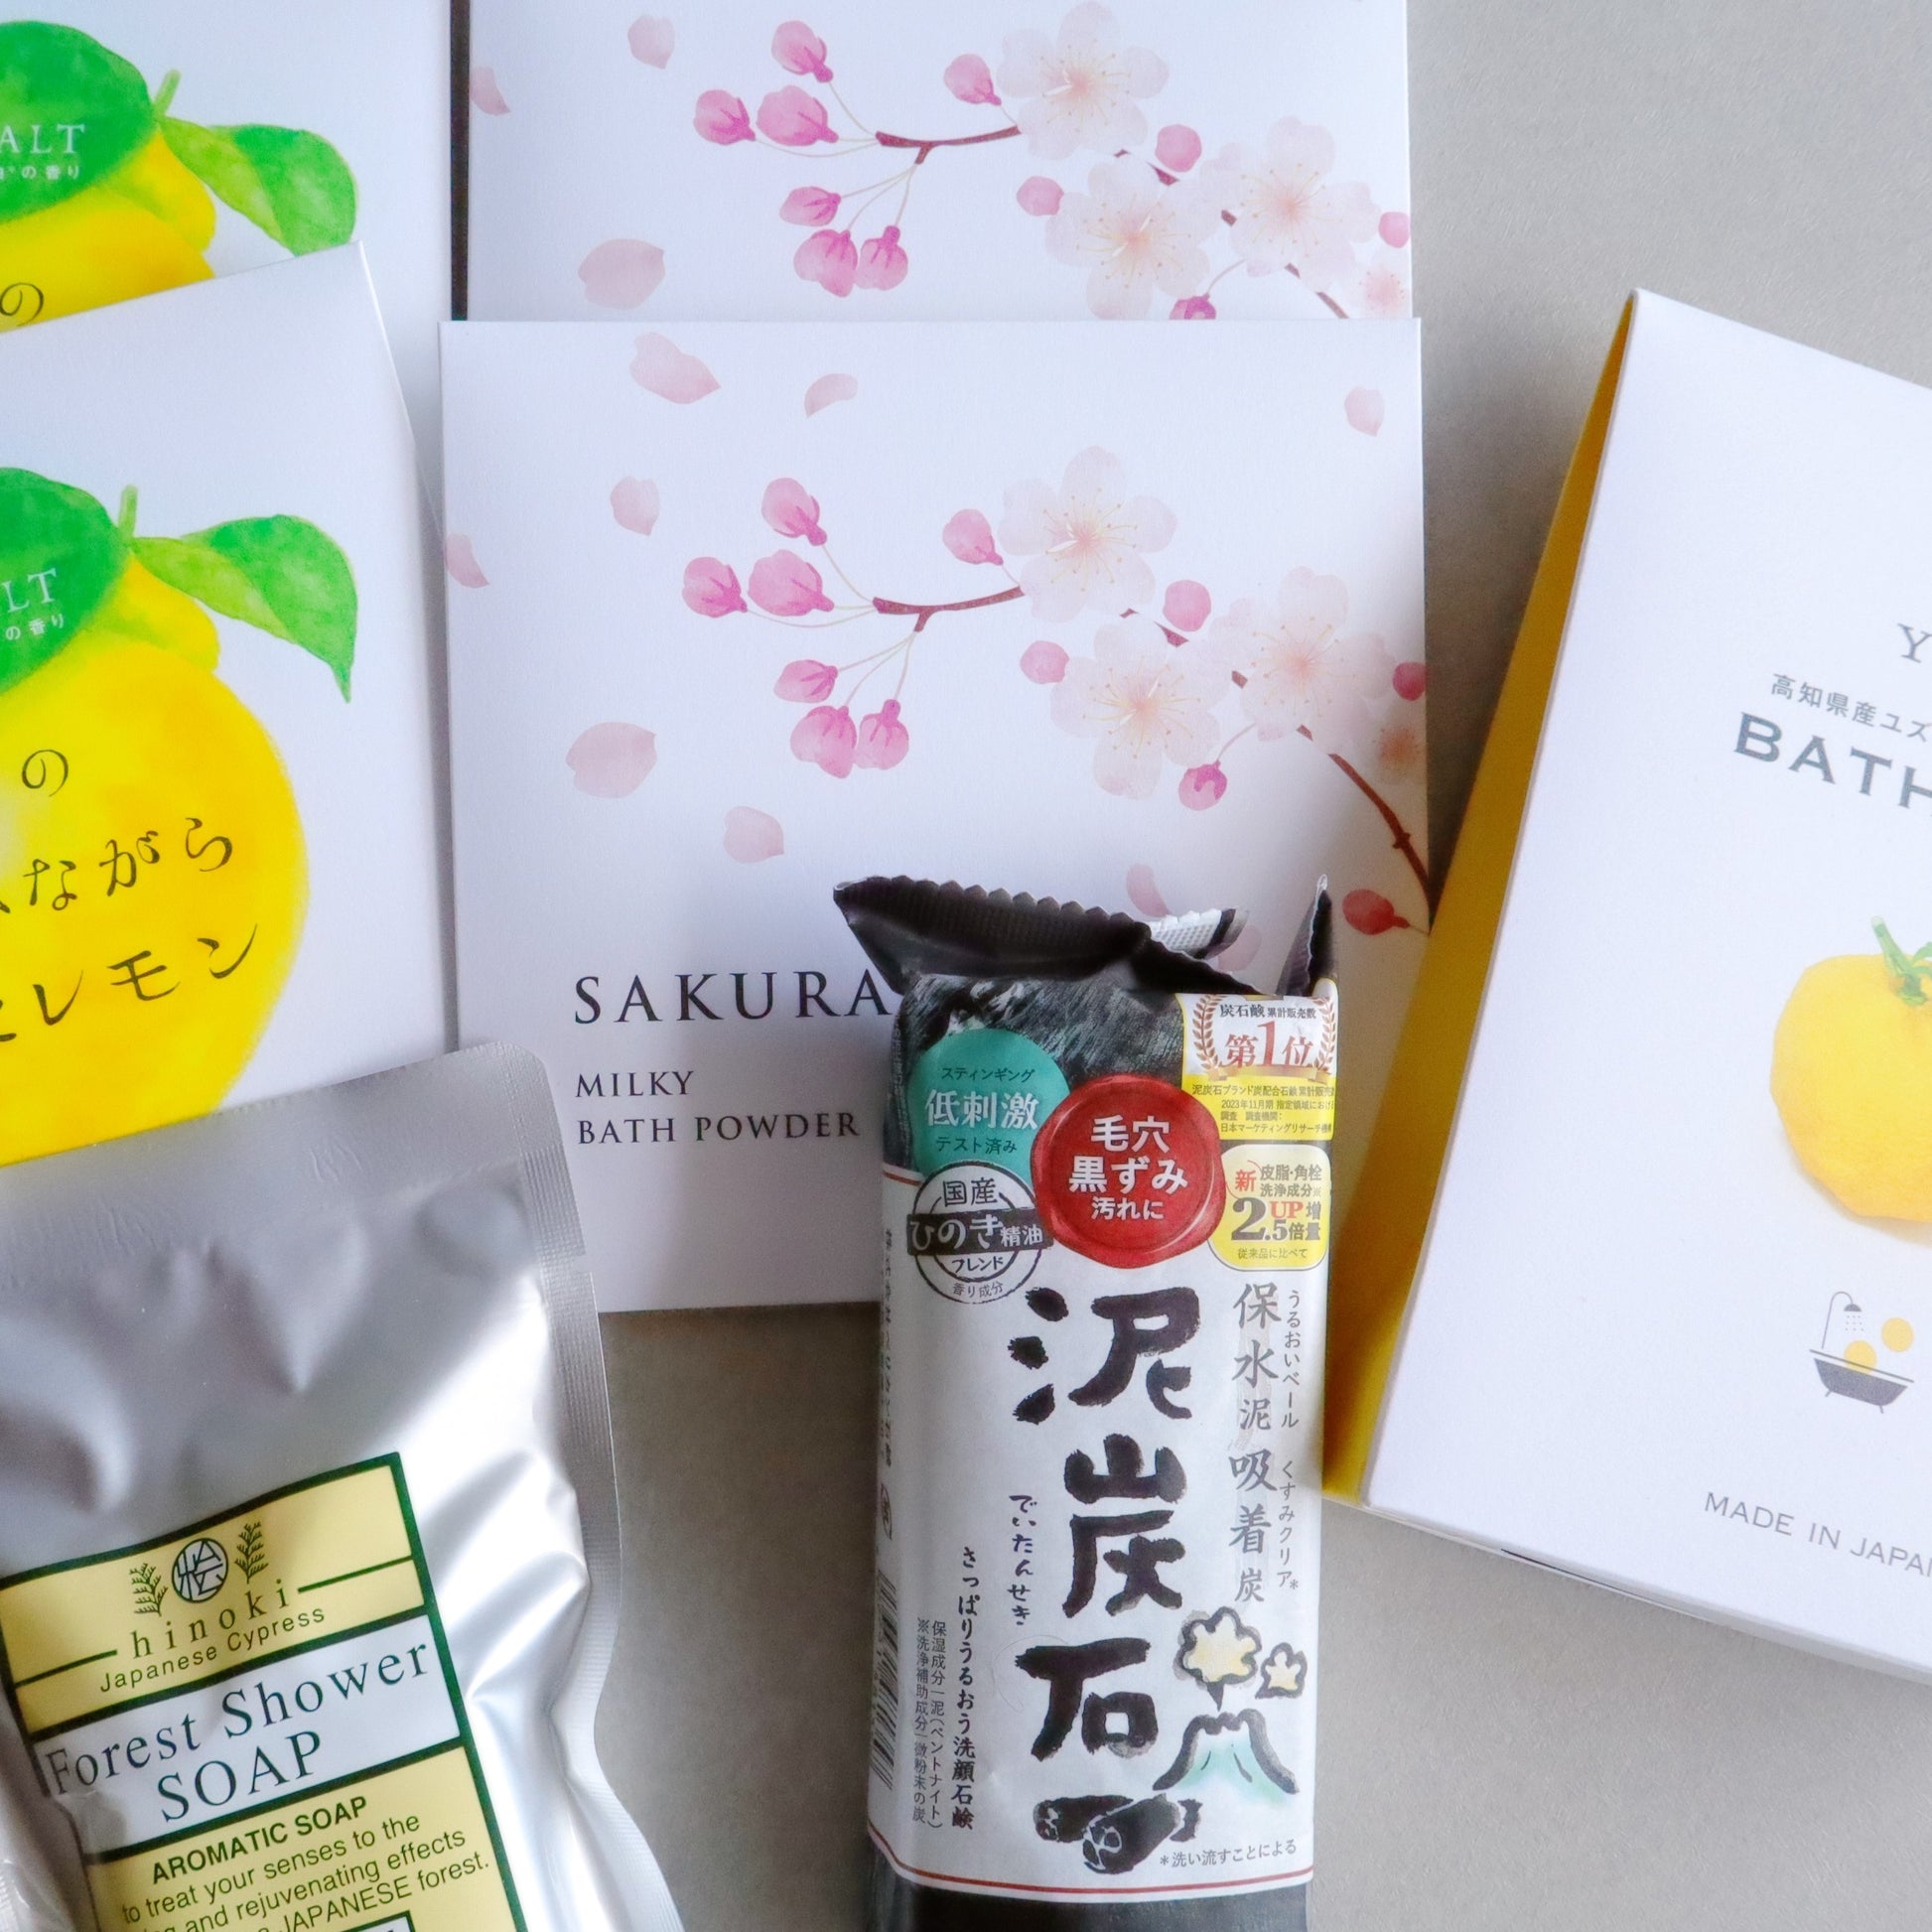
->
1032;1073;1226;1267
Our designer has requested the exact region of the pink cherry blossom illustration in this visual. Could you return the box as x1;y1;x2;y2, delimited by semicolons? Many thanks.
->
445;534;488;588
855;225;909;290
611;477;661;534
628;16;675;68
1017;176;1064;216
780;185;841;225
855;699;910;769
471;68;510;115
1125;863;1171;919
1156;124;1201;173
1206;118;1378;292
1379;209;1412;248
1394;660;1428;701
1046;158;1216;320
944;54;1001;105
694;89;753;144
683;558;745;617
998;3;1168;160
804;372;858;415
762;478;827;545
1341;249;1410;320
759;84;838;146
750;550;834;616
1210;568;1393;748
1171;295;1215;320
1374;716;1426;784
772;20;833;83
724;806;786;863
1164;580;1211;631
775;658;838;702
631;332;720;402
792;704;857;777
1178;761;1227;810
1000;447;1175;621
1344;386;1385;436
1343;889;1412;936
568;722;657;798
1021;638;1068;683
943;509;1002;566
579;237;665;309
795;226;858;295
1050;616;1221;798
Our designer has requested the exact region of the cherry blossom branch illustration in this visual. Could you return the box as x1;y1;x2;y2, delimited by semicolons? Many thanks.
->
692;5;1411;318
684;447;1428;931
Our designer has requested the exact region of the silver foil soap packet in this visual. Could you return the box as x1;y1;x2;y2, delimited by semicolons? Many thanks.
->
0;1045;682;1932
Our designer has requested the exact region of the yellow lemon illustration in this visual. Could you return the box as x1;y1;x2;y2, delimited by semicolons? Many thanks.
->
1883;1316;1915;1353
0;22;354;335
0;470;355;1167
1771;922;1932;1221
1844;1339;1878;1371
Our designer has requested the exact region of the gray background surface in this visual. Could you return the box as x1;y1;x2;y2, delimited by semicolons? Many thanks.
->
595;5;1932;1926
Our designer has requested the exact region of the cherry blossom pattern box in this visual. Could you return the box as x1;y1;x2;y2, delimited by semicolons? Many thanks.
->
464;1;1412;326
443;319;1425;1310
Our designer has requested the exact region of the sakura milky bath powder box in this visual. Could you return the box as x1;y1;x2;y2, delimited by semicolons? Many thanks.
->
1328;294;1932;1679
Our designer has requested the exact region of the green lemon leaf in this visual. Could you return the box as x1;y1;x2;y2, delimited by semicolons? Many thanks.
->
0;468;124;696
0;23;155;224
160;117;354;253
133;517;355;698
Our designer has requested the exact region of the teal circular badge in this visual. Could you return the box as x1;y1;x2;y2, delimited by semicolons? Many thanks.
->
908;1027;1069;1180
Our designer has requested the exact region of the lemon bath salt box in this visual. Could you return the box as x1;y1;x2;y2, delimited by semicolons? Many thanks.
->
0;247;445;1169
1326;293;1932;1679
0;6;452;468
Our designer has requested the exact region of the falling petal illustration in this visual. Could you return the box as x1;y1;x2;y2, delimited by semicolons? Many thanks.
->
471;68;510;114
1021;638;1068;684
1155;124;1201;172
1344;386;1385;436
632;332;720;403
568;723;657;797
1393;660;1428;701
627;15;675;68
1164;580;1211;630
611;478;660;534
1017;175;1063;216
804;371;858;416
1218;924;1263;974
724;805;785;862
1126;863;1171;919
580;238;666;310
445;534;488;588
1379;209;1412;248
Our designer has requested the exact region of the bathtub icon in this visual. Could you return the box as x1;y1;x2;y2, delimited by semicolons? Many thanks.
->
1813;1294;1912;1409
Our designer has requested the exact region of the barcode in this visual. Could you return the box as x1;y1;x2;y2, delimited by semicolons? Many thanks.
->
869;1572;900;1789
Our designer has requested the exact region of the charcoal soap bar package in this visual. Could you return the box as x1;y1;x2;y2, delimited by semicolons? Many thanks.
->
0;1046;681;1932
1328;293;1932;1681
841;879;1335;1930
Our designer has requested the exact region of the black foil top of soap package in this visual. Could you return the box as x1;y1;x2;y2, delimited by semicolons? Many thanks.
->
838;879;1335;1932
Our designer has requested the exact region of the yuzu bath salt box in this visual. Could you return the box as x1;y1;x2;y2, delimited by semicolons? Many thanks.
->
1327;293;1932;1678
